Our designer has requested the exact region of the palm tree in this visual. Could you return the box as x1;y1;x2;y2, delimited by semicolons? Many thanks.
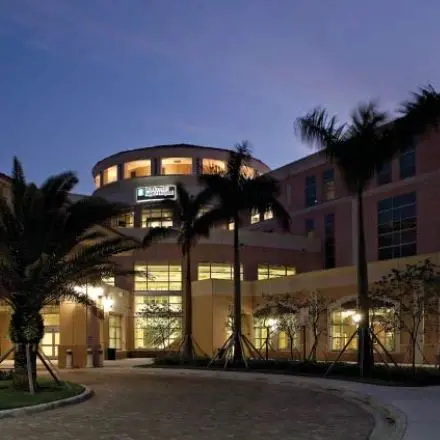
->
142;183;220;359
200;142;290;363
294;86;440;374
0;158;138;390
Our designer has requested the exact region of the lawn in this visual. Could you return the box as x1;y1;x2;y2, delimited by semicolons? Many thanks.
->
0;378;84;410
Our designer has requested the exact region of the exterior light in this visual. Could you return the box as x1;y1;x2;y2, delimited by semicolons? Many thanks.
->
352;313;362;324
103;296;114;313
267;318;278;330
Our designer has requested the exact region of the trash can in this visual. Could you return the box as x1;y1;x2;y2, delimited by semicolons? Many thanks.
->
107;347;116;360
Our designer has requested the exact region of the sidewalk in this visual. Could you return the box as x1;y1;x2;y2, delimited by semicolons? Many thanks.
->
98;359;440;440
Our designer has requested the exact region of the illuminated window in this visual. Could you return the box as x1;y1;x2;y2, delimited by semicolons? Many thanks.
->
134;264;182;291
257;265;296;280
109;314;122;350
134;295;182;349
202;159;226;175
330;303;395;351
253;317;298;351
111;212;134;228
263;209;273;221
124;160;151;179
161;158;192;175
141;208;173;228
251;209;260;224
102;276;115;286
227;220;235;230
94;174;101;189
43;313;60;326
103;166;118;185
253;319;269;350
241;166;255;178
198;263;244;280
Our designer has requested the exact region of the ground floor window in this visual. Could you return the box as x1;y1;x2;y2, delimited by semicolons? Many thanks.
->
330;302;396;351
253;318;297;351
109;314;122;350
134;295;182;349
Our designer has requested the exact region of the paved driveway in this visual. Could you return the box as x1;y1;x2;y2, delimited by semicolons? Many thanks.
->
0;369;373;440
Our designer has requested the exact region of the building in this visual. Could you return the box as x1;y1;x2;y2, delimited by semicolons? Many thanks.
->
1;133;440;367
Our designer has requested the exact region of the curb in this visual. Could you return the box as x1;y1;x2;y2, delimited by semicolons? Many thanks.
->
135;368;407;440
0;385;93;419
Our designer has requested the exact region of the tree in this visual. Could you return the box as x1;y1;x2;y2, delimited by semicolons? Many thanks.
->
304;290;331;361
200;142;290;363
255;294;300;360
136;302;182;351
294;86;440;374
0;159;138;390
142;183;220;359
370;259;440;374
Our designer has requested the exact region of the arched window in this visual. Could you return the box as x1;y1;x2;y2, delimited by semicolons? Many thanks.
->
329;299;396;352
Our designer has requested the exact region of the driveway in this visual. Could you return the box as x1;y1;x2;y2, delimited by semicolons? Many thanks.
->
0;369;373;440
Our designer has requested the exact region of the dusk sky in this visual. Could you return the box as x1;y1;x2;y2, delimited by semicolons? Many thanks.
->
1;0;439;193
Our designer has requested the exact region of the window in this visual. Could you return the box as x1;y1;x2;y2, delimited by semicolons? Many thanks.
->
330;304;395;352
111;212;134;228
305;218;316;237
250;209;260;224
198;263;244;280
324;213;335;268
322;169;335;201
399;143;416;179
94;174;101;189
263;209;273;221
378;192;416;260
227;220;235;230
102;276;115;286
377;161;392;185
141;208;173;228
134;295;182;349
253;318;269;350
241;166;255;178
102;166;118;185
124;160;151;179
202;159;226;175
134;265;182;291
253;317;297;351
305;175;317;207
109;315;122;350
257;265;296;280
161;158;192;175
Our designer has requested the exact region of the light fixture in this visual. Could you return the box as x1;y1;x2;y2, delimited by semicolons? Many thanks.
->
352;313;362;324
266;318;278;331
103;296;114;313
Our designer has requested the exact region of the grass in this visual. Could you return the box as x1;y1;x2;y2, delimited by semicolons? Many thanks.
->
141;356;440;387
0;377;84;410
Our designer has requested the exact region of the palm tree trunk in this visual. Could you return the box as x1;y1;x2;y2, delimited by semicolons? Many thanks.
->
13;343;37;391
232;214;243;362
182;246;193;359
356;191;373;374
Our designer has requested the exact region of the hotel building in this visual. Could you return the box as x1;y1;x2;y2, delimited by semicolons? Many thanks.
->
1;131;439;367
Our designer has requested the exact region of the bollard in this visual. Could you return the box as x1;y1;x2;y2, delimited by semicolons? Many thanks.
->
97;348;104;367
86;347;93;368
65;349;73;369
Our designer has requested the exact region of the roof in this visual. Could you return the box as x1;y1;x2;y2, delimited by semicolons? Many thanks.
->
0;172;11;182
92;143;270;171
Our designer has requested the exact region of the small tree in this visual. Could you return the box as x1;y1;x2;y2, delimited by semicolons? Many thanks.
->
371;259;440;374
137;302;182;351
305;290;331;361
255;294;299;360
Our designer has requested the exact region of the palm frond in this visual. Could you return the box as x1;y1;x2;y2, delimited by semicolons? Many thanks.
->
294;107;346;151
142;227;177;247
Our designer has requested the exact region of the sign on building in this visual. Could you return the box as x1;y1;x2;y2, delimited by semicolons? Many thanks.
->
136;185;177;203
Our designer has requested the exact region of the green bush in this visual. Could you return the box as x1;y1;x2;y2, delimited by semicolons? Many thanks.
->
151;356;440;386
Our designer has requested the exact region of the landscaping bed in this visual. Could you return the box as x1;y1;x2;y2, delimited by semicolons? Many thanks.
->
141;356;440;386
0;372;84;410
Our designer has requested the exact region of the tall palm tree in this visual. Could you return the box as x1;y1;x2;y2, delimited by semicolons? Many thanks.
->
200;142;290;363
295;86;440;374
0;158;138;389
142;183;221;359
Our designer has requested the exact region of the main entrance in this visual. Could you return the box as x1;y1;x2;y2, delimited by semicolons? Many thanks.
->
41;326;60;359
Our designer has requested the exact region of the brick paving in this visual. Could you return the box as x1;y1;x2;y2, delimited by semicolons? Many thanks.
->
0;370;374;440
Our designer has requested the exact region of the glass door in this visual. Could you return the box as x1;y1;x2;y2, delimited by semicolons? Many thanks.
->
41;326;60;359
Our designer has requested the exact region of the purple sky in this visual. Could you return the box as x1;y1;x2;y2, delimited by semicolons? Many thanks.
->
1;0;439;193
